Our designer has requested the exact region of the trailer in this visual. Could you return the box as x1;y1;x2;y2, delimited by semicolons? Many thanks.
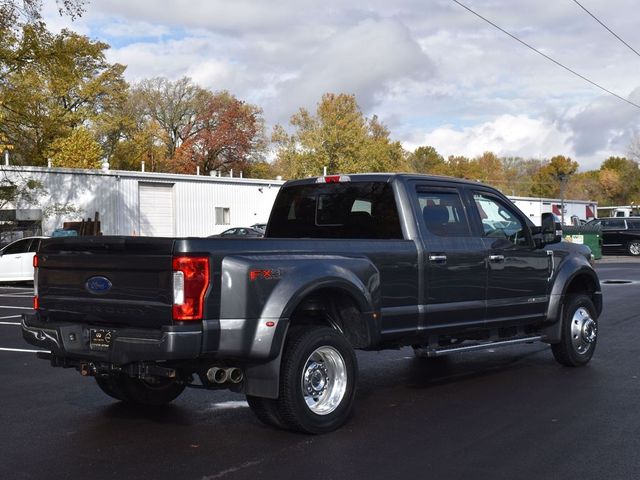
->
508;196;597;226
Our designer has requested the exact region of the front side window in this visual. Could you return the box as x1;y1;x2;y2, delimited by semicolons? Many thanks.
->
474;193;529;247
417;191;470;237
2;239;31;255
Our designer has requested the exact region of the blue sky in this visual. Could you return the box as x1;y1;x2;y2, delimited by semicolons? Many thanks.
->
44;0;640;170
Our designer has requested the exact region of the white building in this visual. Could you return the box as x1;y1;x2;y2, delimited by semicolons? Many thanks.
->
0;165;284;237
508;195;597;225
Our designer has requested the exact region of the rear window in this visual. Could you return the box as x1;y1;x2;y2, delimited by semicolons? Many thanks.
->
266;181;403;239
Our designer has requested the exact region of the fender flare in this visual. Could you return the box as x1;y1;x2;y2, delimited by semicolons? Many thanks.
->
541;260;602;344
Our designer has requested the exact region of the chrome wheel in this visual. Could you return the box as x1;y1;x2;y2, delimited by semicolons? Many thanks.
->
570;307;597;354
629;241;640;256
301;346;347;415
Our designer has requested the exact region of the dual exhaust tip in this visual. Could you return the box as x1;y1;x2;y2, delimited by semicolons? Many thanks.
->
206;367;243;384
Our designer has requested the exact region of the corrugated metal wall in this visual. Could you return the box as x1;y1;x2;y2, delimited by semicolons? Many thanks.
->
1;166;283;237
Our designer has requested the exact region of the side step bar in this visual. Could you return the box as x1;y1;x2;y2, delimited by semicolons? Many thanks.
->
420;335;543;358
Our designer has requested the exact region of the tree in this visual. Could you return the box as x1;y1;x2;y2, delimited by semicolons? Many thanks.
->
529;155;578;198
0;26;127;165
45;127;102;169
173;91;266;175
598;156;640;205
0;0;85;31
408;146;448;175
447;155;482;180
132;77;210;159
272;93;407;178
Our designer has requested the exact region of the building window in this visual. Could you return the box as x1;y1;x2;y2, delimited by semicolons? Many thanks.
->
215;207;230;225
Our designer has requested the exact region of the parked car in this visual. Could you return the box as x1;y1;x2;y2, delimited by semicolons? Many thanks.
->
214;227;264;238
0;236;47;282
250;223;267;233
588;217;640;256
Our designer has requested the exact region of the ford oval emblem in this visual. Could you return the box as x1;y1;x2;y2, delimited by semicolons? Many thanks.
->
85;276;112;295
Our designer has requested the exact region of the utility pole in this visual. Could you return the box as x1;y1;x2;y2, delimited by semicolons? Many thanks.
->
559;173;568;226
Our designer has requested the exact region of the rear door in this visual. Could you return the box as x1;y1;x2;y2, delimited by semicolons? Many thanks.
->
0;238;32;280
470;190;551;324
412;182;487;329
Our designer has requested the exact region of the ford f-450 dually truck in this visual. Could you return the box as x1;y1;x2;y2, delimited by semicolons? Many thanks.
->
23;174;602;433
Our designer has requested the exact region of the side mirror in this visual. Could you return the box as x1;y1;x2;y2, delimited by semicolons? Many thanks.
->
541;212;562;245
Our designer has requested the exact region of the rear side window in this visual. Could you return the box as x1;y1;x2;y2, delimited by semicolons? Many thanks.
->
417;191;470;237
627;220;640;230
267;182;402;239
601;219;626;229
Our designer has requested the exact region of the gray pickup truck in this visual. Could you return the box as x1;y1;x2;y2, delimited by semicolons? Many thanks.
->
23;173;602;433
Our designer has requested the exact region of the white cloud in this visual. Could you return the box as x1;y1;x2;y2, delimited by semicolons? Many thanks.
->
41;0;640;170
410;114;572;160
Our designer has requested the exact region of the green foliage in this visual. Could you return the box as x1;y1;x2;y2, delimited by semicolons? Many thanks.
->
408;146;448;175
45;127;103;169
0;25;127;165
529;155;579;198
272;93;407;178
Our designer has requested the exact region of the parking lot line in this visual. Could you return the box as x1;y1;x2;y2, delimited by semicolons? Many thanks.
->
0;321;21;325
0;305;31;310
0;294;33;298
0;347;48;353
0;315;21;320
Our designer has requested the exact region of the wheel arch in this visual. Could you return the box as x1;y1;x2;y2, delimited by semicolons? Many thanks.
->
542;267;602;344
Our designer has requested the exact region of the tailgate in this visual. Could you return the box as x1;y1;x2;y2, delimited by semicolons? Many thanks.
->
37;236;175;328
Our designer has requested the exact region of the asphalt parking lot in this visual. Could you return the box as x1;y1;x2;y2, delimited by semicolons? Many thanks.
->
1;260;640;480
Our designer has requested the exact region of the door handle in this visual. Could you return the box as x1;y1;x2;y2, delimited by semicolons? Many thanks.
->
428;254;447;263
489;255;505;263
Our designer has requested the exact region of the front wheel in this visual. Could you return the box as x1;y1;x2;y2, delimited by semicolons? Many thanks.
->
628;240;640;256
551;294;598;367
274;326;358;434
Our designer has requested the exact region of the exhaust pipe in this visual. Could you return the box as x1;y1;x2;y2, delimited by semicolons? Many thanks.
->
228;367;243;384
205;367;244;384
206;367;228;384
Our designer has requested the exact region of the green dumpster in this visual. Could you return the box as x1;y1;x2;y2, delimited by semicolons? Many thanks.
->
562;225;602;259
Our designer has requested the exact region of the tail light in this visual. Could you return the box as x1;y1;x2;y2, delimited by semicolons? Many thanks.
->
33;254;39;310
172;256;209;321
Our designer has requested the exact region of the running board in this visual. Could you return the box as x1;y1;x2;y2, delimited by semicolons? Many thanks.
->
424;335;543;357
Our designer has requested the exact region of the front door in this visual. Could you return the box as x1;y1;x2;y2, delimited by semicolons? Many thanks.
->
413;184;487;330
471;190;551;324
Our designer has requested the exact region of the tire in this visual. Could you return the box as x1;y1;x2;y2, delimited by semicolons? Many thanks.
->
246;395;287;430
551;294;598;367
95;375;125;401
275;326;358;434
627;240;640;256
96;375;185;406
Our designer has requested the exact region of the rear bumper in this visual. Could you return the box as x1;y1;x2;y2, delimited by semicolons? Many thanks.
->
22;313;203;365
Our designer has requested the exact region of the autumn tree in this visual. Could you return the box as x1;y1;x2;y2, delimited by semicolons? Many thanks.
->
131;77;210;160
174;91;265;175
408;146;449;175
447;155;482;180
45;127;102;169
0;0;85;31
0;26;127;165
597;156;640;205
529;155;578;198
272;93;407;178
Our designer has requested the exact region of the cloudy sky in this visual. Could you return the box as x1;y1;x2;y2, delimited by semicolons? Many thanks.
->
44;0;640;170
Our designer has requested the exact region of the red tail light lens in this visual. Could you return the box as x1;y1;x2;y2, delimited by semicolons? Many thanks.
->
33;254;39;310
172;256;209;321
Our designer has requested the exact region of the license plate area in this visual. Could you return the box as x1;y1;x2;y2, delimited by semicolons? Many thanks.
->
90;328;115;350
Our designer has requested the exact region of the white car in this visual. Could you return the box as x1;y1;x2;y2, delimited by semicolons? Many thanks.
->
0;236;47;282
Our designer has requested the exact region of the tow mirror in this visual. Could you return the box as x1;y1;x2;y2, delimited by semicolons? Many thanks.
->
541;212;562;245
